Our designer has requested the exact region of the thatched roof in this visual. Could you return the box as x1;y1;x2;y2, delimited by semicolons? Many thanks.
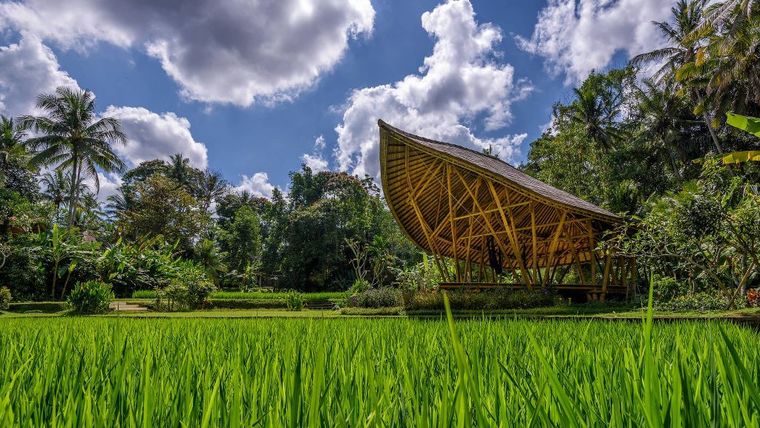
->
378;119;621;271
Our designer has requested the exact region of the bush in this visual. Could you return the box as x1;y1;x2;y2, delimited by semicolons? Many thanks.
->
286;291;304;311
350;278;371;294
155;264;215;311
68;281;113;314
7;302;68;313
405;288;555;311
651;276;688;303
348;287;402;308
0;286;11;310
657;291;742;312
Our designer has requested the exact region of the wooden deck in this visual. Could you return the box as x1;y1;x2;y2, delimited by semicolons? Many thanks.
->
438;282;629;301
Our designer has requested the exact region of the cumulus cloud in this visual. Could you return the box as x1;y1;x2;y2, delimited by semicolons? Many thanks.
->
234;172;275;199
334;0;530;179
0;0;374;106
0;34;80;117
516;0;674;84
300;135;330;172
104;106;208;169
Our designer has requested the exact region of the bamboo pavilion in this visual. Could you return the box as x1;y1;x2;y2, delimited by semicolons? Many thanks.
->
378;120;635;300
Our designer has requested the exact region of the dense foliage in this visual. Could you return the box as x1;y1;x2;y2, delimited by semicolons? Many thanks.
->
524;0;760;307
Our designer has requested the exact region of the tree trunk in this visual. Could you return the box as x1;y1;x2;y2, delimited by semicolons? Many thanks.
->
68;156;78;226
702;111;724;154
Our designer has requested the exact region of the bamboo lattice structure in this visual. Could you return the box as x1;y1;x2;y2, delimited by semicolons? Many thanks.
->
378;120;635;299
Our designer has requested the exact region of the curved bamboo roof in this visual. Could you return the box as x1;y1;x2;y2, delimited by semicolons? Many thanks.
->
379;120;622;273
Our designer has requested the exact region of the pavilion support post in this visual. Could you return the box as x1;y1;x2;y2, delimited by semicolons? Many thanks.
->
446;165;461;282
572;245;586;285
587;220;597;285
601;250;612;296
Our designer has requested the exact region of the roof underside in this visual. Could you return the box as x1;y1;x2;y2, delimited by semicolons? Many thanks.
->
379;120;621;269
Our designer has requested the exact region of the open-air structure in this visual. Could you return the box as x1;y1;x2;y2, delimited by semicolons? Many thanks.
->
378;120;635;300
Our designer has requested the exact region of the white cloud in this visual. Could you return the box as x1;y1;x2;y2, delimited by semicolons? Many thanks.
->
234;172;275;199
516;0;674;84
0;34;80;117
300;135;329;172
334;0;529;179
1;0;374;106
472;133;527;161
104;106;208;169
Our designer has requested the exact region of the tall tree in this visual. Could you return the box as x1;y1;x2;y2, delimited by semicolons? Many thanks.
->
22;87;126;225
631;0;724;153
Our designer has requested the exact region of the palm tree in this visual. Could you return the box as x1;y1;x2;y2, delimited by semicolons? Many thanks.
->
632;80;707;179
0;116;26;166
197;171;229;212
564;73;626;152
630;0;724;153
21;87;126;225
167;153;193;189
39;169;68;213
697;1;760;115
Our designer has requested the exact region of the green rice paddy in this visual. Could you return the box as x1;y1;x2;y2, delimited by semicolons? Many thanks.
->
1;314;760;426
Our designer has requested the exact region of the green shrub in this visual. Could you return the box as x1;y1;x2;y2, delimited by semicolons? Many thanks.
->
285;291;304;311
651;276;688;303
155;264;215;311
657;291;742;312
0;286;11;310
350;278;371;294
405;288;555;311
68;281;113;314
348;287;402;308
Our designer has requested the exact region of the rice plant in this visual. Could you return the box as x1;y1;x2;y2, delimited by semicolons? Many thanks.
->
1;314;759;426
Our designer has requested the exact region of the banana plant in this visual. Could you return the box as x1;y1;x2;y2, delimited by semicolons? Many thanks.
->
723;112;760;164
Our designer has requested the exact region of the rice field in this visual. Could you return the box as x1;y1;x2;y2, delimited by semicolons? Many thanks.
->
1;314;760;426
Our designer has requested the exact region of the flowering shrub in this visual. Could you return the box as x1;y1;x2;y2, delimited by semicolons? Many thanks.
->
747;289;760;307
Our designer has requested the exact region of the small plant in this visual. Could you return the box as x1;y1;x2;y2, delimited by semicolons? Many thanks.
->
285;291;304;311
67;281;113;314
0;286;11;310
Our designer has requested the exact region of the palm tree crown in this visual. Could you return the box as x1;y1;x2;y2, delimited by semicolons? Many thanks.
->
21;87;126;225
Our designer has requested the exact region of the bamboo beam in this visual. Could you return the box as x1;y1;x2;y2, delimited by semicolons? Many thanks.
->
487;180;532;287
586;220;597;285
446;165;461;282
453;171;515;282
409;195;449;282
542;211;567;286
601;251;612;294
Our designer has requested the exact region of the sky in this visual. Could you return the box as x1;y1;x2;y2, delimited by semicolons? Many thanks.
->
0;0;676;200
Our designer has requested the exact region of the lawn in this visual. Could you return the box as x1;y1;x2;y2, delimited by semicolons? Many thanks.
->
2;313;760;425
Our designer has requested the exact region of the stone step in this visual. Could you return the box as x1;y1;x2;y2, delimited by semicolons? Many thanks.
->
110;302;149;312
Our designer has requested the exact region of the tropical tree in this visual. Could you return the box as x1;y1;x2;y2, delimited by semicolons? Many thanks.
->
0;116;26;167
563;71;628;152
197;171;228;213
631;0;725;153
21;87;126;225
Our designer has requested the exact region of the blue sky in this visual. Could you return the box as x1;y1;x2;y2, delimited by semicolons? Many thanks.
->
0;0;674;198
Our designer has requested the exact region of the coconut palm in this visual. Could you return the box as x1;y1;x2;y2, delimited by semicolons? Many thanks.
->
0;115;26;166
564;72;627;152
167;153;194;189
197;170;229;212
21;87;126;225
39;169;68;213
